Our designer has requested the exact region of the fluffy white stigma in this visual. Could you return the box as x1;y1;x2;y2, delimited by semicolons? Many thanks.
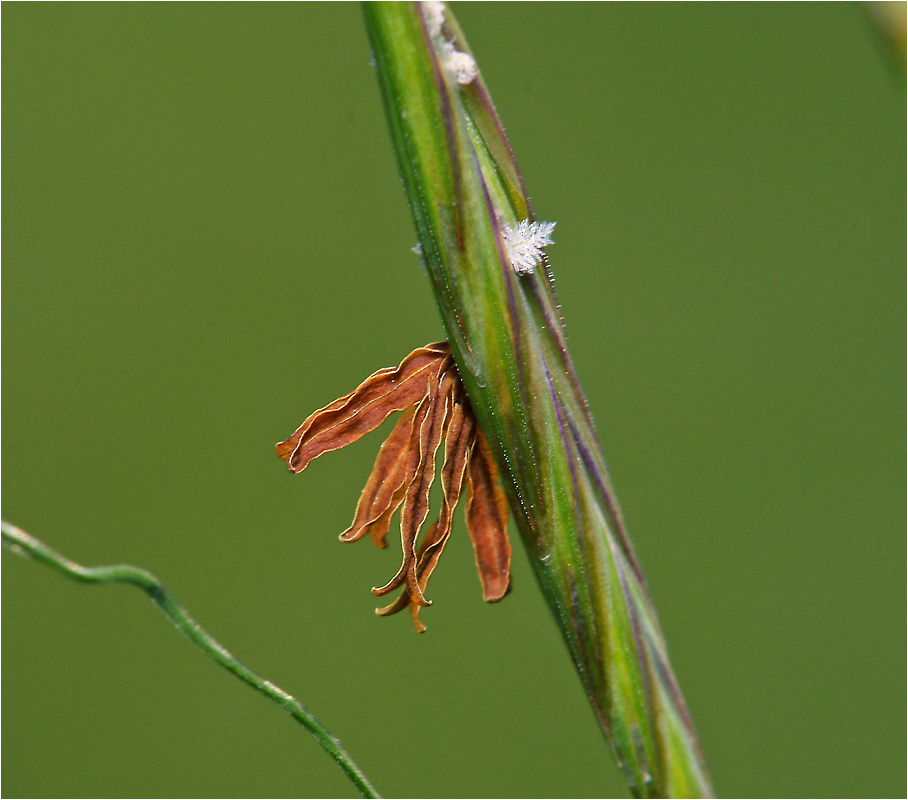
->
502;219;556;275
424;1;446;38
423;1;478;85
441;41;478;85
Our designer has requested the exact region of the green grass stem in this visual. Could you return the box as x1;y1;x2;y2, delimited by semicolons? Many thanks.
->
363;3;713;796
1;520;380;800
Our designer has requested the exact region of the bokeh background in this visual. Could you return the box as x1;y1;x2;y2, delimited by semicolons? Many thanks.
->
3;4;904;798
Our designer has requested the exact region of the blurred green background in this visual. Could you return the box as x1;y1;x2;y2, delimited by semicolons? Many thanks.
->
3;4;904;797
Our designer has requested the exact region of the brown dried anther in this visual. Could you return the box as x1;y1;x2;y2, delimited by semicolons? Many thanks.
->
276;342;511;632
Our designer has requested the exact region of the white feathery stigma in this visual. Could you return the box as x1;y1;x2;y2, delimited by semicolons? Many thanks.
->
502;219;557;275
423;1;478;85
424;1;446;39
